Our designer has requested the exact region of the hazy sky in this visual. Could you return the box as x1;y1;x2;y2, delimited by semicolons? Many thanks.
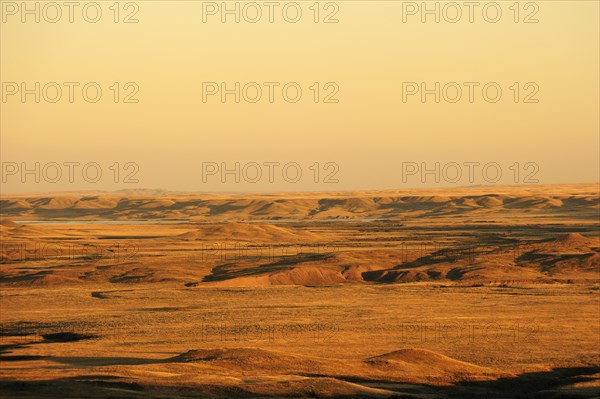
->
1;0;598;193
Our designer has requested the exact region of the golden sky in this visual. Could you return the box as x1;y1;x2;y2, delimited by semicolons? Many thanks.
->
1;0;598;192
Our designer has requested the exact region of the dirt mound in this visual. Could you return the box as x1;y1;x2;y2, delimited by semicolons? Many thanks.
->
366;348;494;375
476;196;504;208
536;252;600;279
514;233;600;280
547;233;598;248
202;249;404;286
2;200;32;209
73;196;120;209
169;347;499;386
268;266;346;285
171;348;326;373
505;196;564;209
204;266;347;287
38;196;79;209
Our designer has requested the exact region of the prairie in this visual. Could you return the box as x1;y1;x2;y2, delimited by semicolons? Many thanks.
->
1;184;599;398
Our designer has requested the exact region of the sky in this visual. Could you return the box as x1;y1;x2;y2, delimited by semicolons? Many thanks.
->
1;0;599;193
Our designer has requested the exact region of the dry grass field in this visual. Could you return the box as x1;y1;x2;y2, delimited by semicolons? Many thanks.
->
1;184;599;398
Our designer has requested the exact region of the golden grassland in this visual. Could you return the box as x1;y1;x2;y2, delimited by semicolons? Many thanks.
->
1;184;599;398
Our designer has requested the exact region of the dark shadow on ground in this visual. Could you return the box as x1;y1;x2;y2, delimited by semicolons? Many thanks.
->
0;366;598;398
